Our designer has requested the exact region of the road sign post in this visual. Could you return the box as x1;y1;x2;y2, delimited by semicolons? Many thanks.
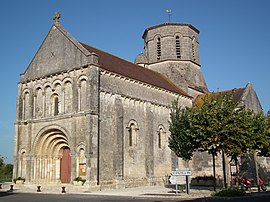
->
169;169;192;194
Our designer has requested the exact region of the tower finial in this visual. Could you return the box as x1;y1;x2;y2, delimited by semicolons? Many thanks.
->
53;12;61;24
166;10;172;22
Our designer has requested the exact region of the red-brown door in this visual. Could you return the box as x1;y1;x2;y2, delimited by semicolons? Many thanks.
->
60;148;71;183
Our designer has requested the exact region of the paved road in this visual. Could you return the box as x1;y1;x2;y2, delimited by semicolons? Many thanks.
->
1;192;270;202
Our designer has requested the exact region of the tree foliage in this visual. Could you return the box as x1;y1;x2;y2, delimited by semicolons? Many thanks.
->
252;112;270;156
169;93;270;161
193;93;241;157
169;92;270;190
0;155;13;182
169;93;270;164
168;100;199;161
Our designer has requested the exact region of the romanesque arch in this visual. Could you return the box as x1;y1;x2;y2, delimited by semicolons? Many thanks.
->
127;119;139;147
22;89;30;120
32;126;71;183
63;78;73;113
17;149;27;179
157;124;166;149
76;143;86;177
78;75;88;111
34;86;44;118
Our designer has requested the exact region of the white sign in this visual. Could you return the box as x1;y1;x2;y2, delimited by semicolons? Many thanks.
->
172;170;192;176
169;175;184;185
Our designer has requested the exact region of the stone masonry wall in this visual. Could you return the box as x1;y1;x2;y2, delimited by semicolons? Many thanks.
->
144;24;199;64
98;70;192;187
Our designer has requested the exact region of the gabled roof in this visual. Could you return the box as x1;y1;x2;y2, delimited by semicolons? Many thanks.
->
80;42;191;98
20;21;190;98
193;83;262;113
194;87;245;107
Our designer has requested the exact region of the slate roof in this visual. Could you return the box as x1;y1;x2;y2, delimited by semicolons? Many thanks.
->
80;42;191;98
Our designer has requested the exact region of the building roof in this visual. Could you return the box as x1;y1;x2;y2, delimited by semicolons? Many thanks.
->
194;87;245;107
80;42;191;98
142;22;200;39
194;83;263;113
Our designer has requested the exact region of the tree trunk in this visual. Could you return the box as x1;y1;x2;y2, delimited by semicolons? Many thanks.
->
212;153;216;191
254;153;261;192
222;151;227;188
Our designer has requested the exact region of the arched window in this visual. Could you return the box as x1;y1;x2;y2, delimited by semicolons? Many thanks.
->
23;91;30;120
158;127;166;149
127;121;138;147
50;94;60;116
64;81;72;113
157;37;161;60
175;36;181;59
79;148;86;176
129;123;136;146
79;79;87;111
35;88;43;118
54;97;59;115
44;86;52;117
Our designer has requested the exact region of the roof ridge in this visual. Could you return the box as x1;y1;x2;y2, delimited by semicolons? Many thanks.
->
79;42;154;72
194;87;246;106
80;42;190;97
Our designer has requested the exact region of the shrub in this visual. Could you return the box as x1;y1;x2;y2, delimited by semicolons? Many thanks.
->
193;175;215;181
212;188;247;197
13;177;25;183
73;176;86;185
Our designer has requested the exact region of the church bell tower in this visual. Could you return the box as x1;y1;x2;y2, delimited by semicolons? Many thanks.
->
135;23;208;98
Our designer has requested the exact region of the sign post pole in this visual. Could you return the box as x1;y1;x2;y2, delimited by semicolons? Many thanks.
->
170;169;192;195
186;175;190;194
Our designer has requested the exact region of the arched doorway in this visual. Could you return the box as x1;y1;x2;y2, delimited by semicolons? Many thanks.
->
34;128;71;183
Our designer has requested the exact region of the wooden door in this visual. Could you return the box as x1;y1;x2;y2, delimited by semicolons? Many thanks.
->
60;148;71;183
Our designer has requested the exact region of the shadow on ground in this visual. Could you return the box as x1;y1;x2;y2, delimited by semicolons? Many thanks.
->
0;191;16;198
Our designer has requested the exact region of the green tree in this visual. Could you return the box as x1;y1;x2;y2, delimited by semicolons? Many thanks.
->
3;164;13;176
0;155;4;167
193;93;241;190
0;155;13;182
169;93;270;191
221;107;253;161
251;112;270;156
168;100;199;161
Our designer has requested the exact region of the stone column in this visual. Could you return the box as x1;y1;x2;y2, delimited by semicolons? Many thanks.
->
70;153;77;183
25;155;32;182
33;95;36;118
42;91;45;117
77;84;81;111
89;114;99;184
145;102;154;178
114;97;124;180
61;88;65;114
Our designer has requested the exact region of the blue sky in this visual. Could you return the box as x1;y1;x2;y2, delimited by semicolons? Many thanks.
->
0;0;270;163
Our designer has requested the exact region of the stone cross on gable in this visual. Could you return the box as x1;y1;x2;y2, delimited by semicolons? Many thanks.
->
53;12;61;24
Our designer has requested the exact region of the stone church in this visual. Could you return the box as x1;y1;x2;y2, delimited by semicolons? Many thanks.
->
13;13;265;190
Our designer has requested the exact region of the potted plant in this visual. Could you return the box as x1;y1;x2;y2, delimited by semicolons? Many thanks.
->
73;177;86;186
13;177;25;184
